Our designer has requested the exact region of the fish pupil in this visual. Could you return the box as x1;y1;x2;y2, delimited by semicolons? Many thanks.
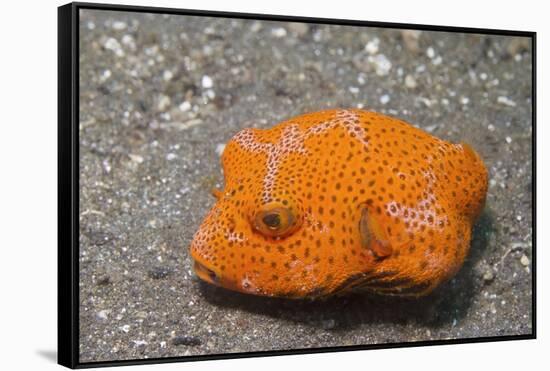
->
263;213;281;229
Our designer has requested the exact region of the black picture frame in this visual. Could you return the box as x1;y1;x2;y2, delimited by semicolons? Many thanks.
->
58;2;536;368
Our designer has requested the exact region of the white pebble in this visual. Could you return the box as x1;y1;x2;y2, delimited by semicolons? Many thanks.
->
157;95;171;111
480;72;488;80
313;30;324;42
166;153;177;161
205;89;216;99
483;270;494;281
121;34;135;46
426;47;435;58
505;136;512;144
371;54;392;76
120;325;130;333
102;159;111;173
520;255;530;266
104;37;124;57
250;21;262;33
432;56;442;65
424;124;438;133
99;69;111;82
179;101;191;112
460;97;470;105
379;94;390;105
487;124;495;131
129;154;144;164
404;75;417;88
349;86;359;94
497;96;517;107
96;310;110;320
203;45;213;56
201;75;213;88
288;22;309;36
271;27;287;38
112;21;127;30
365;38;380;55
418;97;432;107
163;70;174;81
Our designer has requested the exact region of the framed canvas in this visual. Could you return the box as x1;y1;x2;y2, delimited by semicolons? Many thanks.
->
58;2;536;368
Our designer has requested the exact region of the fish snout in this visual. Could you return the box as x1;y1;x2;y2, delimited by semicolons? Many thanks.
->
189;235;221;285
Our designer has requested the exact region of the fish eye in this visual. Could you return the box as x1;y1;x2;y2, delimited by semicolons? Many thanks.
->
262;213;281;229
253;202;299;237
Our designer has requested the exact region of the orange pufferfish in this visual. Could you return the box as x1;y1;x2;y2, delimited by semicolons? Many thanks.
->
190;109;488;299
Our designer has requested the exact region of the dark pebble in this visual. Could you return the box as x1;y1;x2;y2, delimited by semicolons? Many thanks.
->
96;274;111;286
172;335;202;346
148;266;172;279
86;229;112;246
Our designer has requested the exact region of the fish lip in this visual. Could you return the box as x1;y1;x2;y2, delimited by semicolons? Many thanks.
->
192;259;220;286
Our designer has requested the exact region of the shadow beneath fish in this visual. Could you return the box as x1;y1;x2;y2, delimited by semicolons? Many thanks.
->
197;209;493;331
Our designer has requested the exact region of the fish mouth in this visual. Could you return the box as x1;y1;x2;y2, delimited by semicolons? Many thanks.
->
193;260;220;286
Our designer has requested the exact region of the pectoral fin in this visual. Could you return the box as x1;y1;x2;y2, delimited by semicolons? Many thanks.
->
211;188;223;199
359;206;393;259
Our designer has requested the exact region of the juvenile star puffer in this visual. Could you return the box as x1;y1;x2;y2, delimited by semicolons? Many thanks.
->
190;109;488;299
